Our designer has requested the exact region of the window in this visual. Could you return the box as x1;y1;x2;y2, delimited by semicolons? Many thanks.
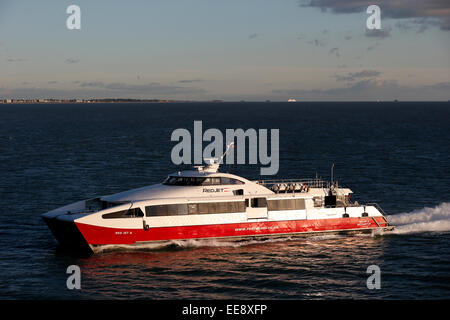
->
198;202;210;214
145;205;168;216
162;176;245;186
188;203;198;214
102;207;144;219
267;199;306;211
166;204;188;215
221;177;244;185
216;201;229;213
251;198;267;208
163;176;206;186
202;178;212;185
145;201;245;216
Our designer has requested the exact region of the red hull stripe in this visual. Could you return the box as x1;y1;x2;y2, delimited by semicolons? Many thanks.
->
76;217;388;245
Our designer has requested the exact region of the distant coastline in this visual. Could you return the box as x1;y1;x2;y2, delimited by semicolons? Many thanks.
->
1;99;449;104
0;98;224;104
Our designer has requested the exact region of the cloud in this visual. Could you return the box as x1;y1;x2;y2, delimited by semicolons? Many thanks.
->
79;81;104;88
307;38;326;47
65;58;79;64
101;82;206;95
300;0;450;31
395;18;442;33
90;81;207;95
0;81;207;99
365;27;392;38
329;47;340;58
73;81;207;95
6;58;27;62
367;42;380;51
178;79;205;83
333;70;382;82
271;79;450;101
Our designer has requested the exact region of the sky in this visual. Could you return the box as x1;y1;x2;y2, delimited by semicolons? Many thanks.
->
0;0;449;101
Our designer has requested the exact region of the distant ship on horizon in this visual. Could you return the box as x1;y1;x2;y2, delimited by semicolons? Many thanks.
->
287;98;296;102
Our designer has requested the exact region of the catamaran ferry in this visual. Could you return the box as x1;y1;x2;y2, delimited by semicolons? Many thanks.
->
43;157;394;253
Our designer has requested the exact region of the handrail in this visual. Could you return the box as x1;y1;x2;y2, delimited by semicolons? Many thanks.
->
366;202;388;217
255;178;328;189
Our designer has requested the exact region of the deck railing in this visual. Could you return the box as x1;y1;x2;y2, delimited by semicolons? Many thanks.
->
255;178;328;189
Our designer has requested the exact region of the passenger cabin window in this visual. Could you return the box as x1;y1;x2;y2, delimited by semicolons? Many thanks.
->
250;198;267;208
267;199;306;211
145;201;245;216
163;176;206;186
102;208;144;219
163;176;244;186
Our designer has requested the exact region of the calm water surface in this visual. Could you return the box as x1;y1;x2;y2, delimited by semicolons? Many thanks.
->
0;102;449;299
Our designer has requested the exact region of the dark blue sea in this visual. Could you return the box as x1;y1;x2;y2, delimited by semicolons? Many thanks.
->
1;102;449;300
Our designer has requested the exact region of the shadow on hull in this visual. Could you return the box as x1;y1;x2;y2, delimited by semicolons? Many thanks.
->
43;217;93;256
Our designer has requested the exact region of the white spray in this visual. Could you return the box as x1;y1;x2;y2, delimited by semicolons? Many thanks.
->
387;202;450;235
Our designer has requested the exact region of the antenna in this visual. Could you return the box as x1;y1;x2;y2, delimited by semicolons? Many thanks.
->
201;142;235;173
219;142;234;164
331;163;335;187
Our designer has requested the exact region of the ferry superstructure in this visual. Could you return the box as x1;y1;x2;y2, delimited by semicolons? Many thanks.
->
42;159;394;253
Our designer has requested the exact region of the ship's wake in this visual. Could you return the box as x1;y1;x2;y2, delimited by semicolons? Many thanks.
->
386;202;450;235
93;236;301;253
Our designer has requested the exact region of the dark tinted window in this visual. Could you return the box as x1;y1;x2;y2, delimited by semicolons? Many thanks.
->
145;201;245;216
267;199;306;211
163;177;206;186
163;176;244;186
188;203;198;214
145;205;168;216
167;203;188;215
251;198;267;208
145;204;190;216
102;208;144;219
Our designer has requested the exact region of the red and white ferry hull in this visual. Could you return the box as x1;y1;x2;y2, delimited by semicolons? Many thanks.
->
43;207;391;253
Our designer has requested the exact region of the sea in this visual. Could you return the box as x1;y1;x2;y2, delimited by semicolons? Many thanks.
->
0;101;449;300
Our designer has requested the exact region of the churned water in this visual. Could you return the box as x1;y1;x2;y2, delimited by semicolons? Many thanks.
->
0;102;449;299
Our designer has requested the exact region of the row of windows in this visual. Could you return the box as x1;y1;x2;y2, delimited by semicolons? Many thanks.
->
145;201;246;216
102;198;306;219
163;176;245;186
